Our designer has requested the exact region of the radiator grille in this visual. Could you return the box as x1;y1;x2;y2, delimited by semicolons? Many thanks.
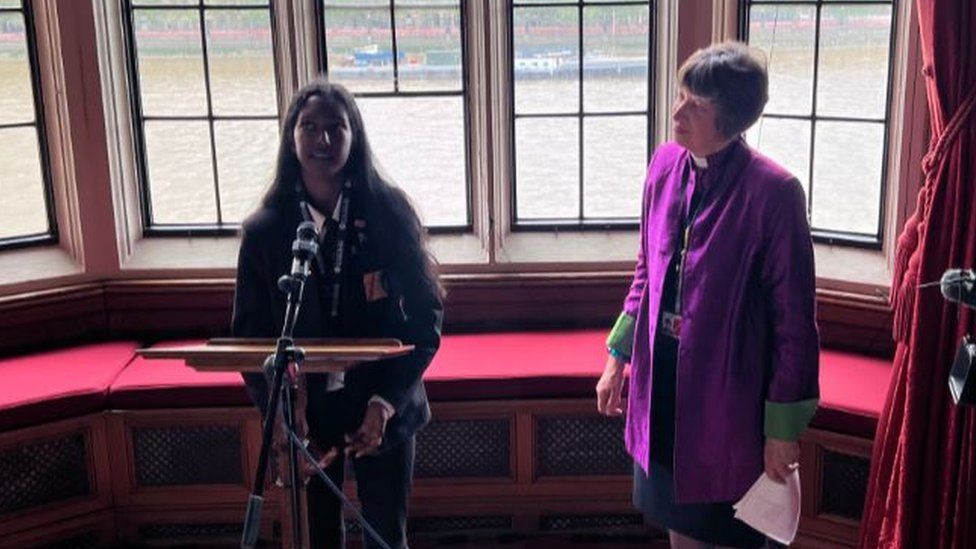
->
0;433;90;514
415;418;511;478
536;415;630;476
133;425;243;486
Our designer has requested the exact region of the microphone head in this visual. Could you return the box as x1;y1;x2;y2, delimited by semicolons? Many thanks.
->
296;221;318;242
292;221;319;265
941;269;975;303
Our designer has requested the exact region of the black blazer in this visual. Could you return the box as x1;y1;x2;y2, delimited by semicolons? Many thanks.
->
231;202;443;450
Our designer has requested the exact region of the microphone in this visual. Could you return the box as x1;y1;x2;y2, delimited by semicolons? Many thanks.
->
289;221;319;282
940;269;976;309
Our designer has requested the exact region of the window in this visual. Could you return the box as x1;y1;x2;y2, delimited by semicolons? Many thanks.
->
742;0;896;248
114;0;655;253
122;0;280;234
0;0;55;249
510;0;652;229
317;0;469;230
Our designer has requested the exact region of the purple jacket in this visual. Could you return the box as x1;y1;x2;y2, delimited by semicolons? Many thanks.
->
615;139;820;503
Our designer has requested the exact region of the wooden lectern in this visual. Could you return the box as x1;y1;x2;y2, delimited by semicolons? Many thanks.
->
137;337;414;549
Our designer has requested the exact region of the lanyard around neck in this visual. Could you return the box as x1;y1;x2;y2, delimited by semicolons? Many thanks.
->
299;179;353;320
673;160;711;314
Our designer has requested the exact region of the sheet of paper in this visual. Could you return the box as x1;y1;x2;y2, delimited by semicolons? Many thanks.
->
733;469;801;545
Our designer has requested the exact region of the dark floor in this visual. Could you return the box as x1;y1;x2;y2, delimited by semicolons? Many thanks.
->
348;532;669;549
104;533;667;549
103;531;668;549
350;535;667;549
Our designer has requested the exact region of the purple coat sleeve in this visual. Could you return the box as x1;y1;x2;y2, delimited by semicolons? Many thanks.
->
760;177;820;440
606;160;653;358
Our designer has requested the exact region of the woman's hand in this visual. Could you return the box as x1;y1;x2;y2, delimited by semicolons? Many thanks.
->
596;355;626;416
345;401;390;458
764;438;800;483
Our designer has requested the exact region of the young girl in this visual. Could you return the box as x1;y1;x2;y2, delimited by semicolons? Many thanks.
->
232;79;444;549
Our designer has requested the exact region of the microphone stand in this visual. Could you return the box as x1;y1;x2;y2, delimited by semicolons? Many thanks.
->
241;229;391;549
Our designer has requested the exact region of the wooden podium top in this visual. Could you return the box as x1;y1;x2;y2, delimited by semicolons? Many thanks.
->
136;338;414;373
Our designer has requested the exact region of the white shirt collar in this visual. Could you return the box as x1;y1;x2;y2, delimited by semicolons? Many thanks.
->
305;193;343;234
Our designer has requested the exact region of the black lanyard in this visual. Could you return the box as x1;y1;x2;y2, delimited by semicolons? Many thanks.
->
299;179;353;320
673;160;710;314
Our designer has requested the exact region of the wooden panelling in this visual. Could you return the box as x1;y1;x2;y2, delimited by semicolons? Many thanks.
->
0;414;112;539
104;280;234;340
115;504;280;547
440;273;631;331
105;408;263;508
0;399;877;547
798;429;875;548
0;276;896;356
0;284;106;355
0;509;116;548
412;400;633;503
817;290;894;357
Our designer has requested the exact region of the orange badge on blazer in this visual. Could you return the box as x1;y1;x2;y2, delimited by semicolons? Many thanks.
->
363;271;388;301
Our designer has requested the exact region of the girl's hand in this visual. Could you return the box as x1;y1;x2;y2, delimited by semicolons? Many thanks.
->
345;401;389;458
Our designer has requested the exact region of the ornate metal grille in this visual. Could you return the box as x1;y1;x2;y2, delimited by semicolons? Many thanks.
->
535;415;630;477
415;418;511;479
821;449;870;520
0;433;90;514
540;513;644;531
132;425;242;486
139;522;242;540
410;515;513;534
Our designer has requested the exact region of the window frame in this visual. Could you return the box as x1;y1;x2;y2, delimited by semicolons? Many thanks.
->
312;0;474;235
0;0;58;251
507;0;656;232
120;0;283;237
0;0;917;300
739;0;900;250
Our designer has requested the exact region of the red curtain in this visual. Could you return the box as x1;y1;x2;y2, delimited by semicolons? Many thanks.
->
859;1;976;547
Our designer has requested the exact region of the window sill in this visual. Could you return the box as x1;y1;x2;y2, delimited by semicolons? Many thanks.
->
0;245;84;293
117;229;492;274
814;242;891;300
119;236;241;275
497;231;640;264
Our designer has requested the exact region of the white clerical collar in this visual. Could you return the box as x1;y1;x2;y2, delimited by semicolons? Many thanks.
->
305;193;343;234
691;154;709;169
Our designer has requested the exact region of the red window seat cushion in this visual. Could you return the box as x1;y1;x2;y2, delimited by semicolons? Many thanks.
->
109;333;611;409
91;332;891;440
107;340;251;409
812;349;892;438
0;342;139;431
424;330;892;438
424;331;610;401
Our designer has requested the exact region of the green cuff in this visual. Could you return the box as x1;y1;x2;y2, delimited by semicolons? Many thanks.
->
606;312;636;360
764;398;819;441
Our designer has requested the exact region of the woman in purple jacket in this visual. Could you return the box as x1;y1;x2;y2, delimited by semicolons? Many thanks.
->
595;42;820;548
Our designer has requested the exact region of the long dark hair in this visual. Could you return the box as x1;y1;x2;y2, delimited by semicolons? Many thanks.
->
261;79;444;302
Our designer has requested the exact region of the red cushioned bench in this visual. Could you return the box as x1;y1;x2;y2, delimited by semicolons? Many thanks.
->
108;332;617;407
0;334;891;548
0;341;139;431
426;331;891;438
101;331;892;438
811;349;892;438
107;339;251;409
